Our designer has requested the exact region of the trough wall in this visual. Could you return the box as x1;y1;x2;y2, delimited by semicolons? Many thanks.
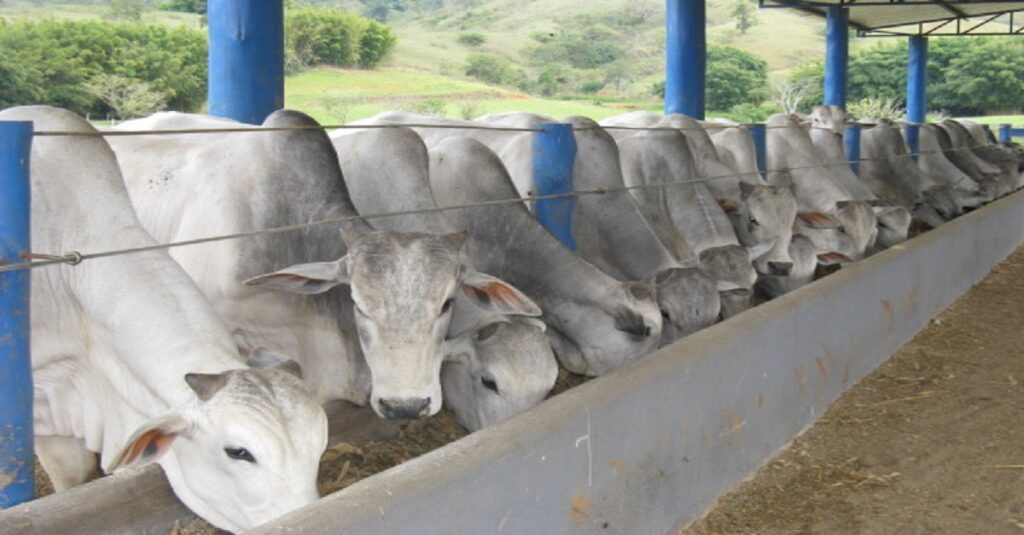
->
255;189;1024;535
2;190;1023;534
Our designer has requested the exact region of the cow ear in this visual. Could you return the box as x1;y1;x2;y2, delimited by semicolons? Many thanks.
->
738;182;756;199
243;258;351;295
717;198;738;214
460;271;541;317
185;373;228;401
443;231;469;251
797;212;837;229
109;415;190;472
247;348;303;379
817;252;852;265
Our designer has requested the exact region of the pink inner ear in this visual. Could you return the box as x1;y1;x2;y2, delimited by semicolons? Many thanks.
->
818;252;851;265
717;198;738;213
798;212;833;228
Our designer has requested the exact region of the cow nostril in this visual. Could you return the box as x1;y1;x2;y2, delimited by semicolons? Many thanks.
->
769;262;793;276
378;397;432;420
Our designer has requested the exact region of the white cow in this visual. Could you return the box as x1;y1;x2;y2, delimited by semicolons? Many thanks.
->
2;105;327;533
330;126;558;430
353;112;699;345
428;135;663;376
111;110;537;422
766;113;878;263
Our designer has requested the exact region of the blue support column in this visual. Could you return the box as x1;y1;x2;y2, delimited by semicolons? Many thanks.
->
844;123;861;176
208;0;285;125
665;0;706;119
533;124;577;250
999;124;1012;143
0;121;34;508
824;7;849;108
905;36;928;159
745;123;767;181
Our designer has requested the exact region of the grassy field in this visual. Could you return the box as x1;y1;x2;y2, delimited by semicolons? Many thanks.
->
284;67;662;123
0;3;204;27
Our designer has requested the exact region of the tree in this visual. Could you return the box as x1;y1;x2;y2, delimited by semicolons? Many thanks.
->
650;46;768;111
86;74;166;119
731;0;759;34
706;45;767;111
319;92;363;124
107;0;147;21
770;79;811;114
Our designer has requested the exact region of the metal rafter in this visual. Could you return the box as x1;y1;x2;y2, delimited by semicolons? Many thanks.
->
856;8;1024;35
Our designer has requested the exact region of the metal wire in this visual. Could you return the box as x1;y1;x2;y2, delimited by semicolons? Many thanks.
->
0;137;1009;273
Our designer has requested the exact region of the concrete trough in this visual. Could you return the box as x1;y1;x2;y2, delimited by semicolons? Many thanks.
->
3;190;1024;534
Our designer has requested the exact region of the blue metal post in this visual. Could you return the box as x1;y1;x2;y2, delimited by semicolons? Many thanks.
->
208;0;285;125
998;124;1012;143
844;123;861;176
745;123;767;181
905;36;928;159
665;0;706;119
0;121;33;507
533;124;577;250
824;7;849;108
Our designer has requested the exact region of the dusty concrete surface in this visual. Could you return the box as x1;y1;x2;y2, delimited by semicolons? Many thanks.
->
681;247;1024;535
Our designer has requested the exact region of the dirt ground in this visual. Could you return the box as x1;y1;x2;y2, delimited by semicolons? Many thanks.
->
681;247;1024;535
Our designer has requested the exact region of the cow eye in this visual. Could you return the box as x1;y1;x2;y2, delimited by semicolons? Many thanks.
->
224;447;256;463
441;298;454;315
748;216;759;226
837;225;847;233
481;377;499;393
660;308;672;322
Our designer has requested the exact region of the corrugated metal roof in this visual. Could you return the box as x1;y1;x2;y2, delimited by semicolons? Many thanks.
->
760;0;1024;35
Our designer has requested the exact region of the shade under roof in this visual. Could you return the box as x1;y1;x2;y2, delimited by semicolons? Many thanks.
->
759;0;1024;36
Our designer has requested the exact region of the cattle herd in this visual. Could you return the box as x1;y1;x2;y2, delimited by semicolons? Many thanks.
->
2;103;1021;532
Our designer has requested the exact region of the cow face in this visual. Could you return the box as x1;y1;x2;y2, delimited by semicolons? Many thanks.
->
697;244;757;319
725;183;799;277
756;233;818;299
110;359;327;532
441;318;557;431
810;105;846;135
647;267;720;345
244;230;539;421
543;281;662;377
873;206;912;250
796;201;876;264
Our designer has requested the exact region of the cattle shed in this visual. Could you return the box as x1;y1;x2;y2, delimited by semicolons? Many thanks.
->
1;0;1024;532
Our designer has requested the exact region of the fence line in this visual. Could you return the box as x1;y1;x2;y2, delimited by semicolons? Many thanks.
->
30;120;939;138
0;138;1006;274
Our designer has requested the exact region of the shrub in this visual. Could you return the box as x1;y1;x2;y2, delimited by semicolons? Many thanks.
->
286;7;397;70
464;53;526;88
846;97;905;121
358;20;397;67
457;32;486;47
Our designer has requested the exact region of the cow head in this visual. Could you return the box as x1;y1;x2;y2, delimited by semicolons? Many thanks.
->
795;200;876;264
723;182;799;278
646;266;720;344
441;318;557;431
810;105;846;135
697;244;757;319
109;353;327;532
543;280;662;377
244;229;539;420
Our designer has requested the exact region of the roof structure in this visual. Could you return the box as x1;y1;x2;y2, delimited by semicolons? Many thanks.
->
759;0;1024;36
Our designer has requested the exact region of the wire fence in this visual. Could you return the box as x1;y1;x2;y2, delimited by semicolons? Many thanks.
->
0;118;1011;273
